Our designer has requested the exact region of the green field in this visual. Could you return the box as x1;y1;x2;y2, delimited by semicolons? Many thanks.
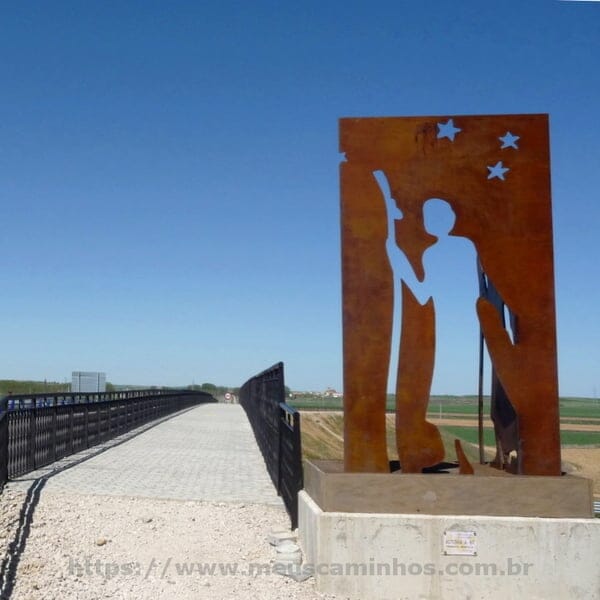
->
556;400;600;419
290;394;484;412
558;431;600;446
0;380;71;396
429;396;600;419
290;396;343;410
291;394;600;420
440;426;497;447
293;394;600;450
441;425;600;448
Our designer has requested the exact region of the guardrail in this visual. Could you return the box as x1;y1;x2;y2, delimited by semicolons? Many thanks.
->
0;389;215;488
239;362;303;529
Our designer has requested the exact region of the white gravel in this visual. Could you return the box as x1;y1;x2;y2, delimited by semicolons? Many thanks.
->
0;487;342;600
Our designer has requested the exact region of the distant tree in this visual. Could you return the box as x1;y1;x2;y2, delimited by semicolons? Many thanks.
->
201;383;218;393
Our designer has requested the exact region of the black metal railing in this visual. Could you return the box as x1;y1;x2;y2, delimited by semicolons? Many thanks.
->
278;402;303;526
239;362;303;529
0;389;215;488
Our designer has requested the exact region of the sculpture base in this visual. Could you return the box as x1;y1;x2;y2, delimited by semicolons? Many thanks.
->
303;459;593;518
298;489;600;600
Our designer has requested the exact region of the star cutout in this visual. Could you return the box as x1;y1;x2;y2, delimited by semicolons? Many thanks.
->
487;161;509;180
437;118;461;142
499;131;520;149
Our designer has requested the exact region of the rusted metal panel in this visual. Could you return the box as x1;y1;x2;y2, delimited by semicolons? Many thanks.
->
340;114;561;476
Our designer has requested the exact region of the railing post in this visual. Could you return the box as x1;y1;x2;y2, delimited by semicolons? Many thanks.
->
0;398;8;487
28;406;36;471
85;403;89;448
107;400;111;438
277;405;283;495
291;410;302;530
69;404;74;455
51;398;57;463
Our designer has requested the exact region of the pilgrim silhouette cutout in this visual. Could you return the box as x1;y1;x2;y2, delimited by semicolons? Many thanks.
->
375;171;478;472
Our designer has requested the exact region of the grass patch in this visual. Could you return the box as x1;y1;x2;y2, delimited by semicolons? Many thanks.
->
300;412;344;461
290;396;343;411
440;426;496;447
560;431;600;447
441;424;600;448
557;405;600;419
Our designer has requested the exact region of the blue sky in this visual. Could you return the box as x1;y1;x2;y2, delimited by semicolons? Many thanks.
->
0;1;598;395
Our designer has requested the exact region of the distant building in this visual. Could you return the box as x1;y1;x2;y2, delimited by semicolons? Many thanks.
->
324;387;343;398
72;371;106;393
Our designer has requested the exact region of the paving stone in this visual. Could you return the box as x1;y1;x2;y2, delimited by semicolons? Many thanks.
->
9;404;284;507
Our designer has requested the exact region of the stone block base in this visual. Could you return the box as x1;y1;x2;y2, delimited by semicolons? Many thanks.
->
303;459;593;518
299;490;600;600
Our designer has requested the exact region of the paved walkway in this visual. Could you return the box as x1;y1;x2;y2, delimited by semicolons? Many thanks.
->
8;403;283;506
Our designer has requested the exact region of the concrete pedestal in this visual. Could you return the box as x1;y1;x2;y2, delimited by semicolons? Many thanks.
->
299;491;600;599
298;459;600;599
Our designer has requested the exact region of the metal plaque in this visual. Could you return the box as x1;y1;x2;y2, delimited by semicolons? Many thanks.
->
443;530;477;556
